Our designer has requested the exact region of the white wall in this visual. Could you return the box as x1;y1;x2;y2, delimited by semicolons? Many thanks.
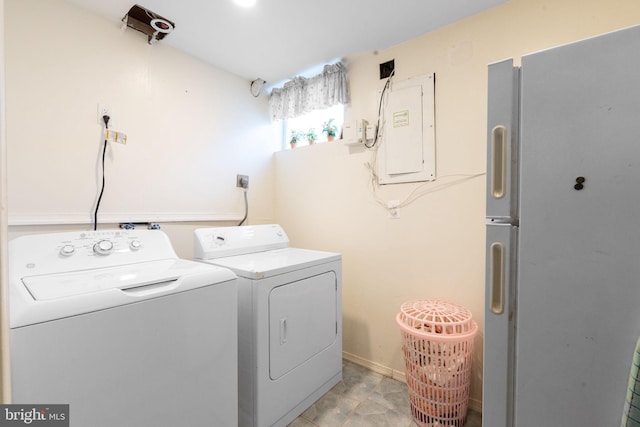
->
4;0;279;257
275;0;640;408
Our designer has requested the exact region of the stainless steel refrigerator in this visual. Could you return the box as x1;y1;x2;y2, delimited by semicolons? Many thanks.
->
484;25;640;427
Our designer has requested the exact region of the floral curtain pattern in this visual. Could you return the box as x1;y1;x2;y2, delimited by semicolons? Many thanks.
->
269;62;349;121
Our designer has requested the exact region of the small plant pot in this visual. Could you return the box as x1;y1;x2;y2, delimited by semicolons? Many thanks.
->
327;135;335;142
308;139;316;145
290;142;297;149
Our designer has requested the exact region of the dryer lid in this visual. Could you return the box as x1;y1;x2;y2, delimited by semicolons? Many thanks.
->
204;247;340;279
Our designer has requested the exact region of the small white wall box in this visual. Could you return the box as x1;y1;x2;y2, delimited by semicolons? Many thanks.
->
343;119;368;144
122;5;175;45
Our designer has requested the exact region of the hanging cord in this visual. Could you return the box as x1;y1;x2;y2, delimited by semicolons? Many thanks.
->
365;68;395;149
238;187;248;226
94;115;110;231
364;168;486;214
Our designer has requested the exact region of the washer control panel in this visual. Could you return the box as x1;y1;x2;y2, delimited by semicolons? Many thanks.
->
53;231;145;258
10;230;177;277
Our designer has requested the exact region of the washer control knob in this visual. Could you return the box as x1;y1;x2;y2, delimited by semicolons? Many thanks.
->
213;234;226;246
129;239;142;251
93;240;114;256
59;244;75;257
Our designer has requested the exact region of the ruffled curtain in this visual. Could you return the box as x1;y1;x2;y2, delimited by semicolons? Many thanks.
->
269;62;349;121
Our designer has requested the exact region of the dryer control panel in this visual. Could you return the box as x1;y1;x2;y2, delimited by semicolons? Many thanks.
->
194;224;289;259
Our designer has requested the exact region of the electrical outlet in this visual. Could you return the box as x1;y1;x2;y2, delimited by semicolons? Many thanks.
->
236;174;249;189
98;104;111;125
387;200;400;219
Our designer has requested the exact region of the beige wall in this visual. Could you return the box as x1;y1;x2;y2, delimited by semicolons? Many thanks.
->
274;0;640;407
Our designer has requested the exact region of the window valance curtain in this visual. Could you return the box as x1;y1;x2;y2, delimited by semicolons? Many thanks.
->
269;62;349;121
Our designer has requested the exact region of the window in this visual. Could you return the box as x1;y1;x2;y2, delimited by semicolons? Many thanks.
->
283;104;344;149
269;61;349;150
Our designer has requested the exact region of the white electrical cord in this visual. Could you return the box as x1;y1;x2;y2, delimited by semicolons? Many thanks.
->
365;164;486;214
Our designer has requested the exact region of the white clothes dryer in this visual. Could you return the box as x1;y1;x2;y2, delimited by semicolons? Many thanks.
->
194;224;342;427
9;230;238;427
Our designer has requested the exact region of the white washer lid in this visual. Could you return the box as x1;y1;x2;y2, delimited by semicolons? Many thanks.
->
24;259;197;300
203;247;340;279
10;259;236;328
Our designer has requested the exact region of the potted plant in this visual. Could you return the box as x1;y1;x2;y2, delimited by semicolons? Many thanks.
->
306;128;318;145
289;130;303;148
322;118;338;142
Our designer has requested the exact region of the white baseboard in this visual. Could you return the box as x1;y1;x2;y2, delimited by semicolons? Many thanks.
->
342;351;406;382
342;351;482;413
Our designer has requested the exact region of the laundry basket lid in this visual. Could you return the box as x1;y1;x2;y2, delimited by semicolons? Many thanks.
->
397;299;477;339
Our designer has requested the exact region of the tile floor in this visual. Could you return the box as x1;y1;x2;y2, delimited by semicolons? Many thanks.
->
288;360;481;427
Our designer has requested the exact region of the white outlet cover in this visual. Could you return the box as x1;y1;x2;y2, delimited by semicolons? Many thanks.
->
97;104;111;125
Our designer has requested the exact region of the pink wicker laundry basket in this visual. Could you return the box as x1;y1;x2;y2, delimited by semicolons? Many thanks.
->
396;300;478;427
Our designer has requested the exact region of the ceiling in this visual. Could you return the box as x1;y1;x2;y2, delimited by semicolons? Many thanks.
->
65;0;508;88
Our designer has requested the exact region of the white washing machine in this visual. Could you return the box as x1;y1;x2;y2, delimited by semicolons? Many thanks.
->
9;230;238;427
194;224;342;427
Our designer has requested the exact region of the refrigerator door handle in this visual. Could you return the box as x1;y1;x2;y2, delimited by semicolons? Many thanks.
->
484;223;517;427
490;241;506;314
491;125;508;199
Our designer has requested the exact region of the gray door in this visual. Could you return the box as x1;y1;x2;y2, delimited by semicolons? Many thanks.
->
515;25;640;427
269;271;338;380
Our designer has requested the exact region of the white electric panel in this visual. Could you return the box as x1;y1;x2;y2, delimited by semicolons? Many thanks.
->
378;74;436;185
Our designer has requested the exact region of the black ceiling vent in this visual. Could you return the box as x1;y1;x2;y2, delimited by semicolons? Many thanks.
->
122;4;175;45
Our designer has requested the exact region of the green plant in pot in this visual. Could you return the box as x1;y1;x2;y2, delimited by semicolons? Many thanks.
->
289;130;304;148
306;128;318;145
322;118;337;141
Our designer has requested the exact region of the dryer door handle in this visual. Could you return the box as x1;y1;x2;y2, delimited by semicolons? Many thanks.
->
280;317;287;345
